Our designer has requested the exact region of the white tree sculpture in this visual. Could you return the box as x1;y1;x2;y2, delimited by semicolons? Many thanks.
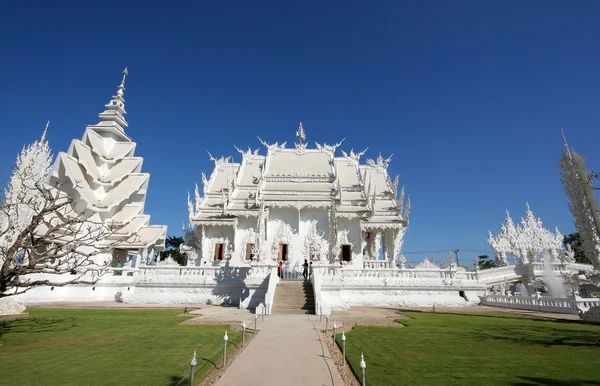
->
488;204;563;265
558;130;600;270
0;125;135;298
1;124;53;255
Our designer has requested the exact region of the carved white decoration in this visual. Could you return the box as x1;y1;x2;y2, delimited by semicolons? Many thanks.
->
559;129;600;270
302;219;327;263
296;122;306;142
294;141;308;155
269;221;294;262
488;204;563;265
158;254;181;266
341;148;368;163
415;256;440;269
207;151;233;165
234;145;260;157
1;125;53;256
564;244;576;263
315;139;345;154
257;136;287;150
366;153;392;169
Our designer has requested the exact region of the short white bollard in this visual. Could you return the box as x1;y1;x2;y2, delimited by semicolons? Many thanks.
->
189;350;197;386
242;320;246;346
333;322;337;344
326;315;329;331
360;352;366;386
262;305;265;321
341;332;346;367
254;314;258;331
223;330;229;368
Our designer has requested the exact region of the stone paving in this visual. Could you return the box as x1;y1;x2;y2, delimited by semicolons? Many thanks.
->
214;313;344;386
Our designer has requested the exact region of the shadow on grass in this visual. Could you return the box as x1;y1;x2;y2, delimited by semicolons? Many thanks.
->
458;327;600;348
510;376;600;385
0;317;78;338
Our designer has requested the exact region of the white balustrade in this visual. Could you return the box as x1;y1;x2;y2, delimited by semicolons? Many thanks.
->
363;260;391;269
482;293;600;315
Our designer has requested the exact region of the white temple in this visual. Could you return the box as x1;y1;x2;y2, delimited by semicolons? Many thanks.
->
10;70;594;313
49;68;167;267
184;123;410;270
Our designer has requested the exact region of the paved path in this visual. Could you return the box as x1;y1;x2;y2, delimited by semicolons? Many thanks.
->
215;314;344;386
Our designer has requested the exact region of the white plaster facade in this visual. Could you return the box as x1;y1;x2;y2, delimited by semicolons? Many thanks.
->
185;124;411;271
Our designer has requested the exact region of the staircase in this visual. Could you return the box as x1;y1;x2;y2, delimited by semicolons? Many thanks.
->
272;280;315;314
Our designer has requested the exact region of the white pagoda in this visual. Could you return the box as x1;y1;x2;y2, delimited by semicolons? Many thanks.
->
49;69;167;267
186;123;410;269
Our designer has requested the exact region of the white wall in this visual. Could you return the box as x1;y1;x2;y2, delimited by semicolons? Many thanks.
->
202;225;235;264
321;288;481;310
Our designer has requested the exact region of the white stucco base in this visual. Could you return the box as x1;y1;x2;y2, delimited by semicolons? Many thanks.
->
124;286;267;308
321;288;484;310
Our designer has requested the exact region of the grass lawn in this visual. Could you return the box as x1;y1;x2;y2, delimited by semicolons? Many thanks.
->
338;311;600;386
0;308;241;386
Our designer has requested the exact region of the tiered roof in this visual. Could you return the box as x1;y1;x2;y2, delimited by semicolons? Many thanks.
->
189;124;409;230
50;69;167;251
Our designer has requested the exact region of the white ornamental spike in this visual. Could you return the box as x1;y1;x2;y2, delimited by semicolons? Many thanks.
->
117;67;128;97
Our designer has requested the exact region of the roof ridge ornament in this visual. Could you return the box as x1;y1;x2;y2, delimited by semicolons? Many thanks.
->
207;151;232;165
296;122;306;143
234;145;260;157
315;138;345;155
366;153;392;169
341;147;368;163
257;136;286;151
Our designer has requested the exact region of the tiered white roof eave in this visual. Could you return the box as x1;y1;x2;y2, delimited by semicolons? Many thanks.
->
189;124;409;229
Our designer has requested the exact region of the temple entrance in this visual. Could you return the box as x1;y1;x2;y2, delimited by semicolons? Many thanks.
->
245;243;255;260
341;244;352;262
278;244;288;261
214;243;224;260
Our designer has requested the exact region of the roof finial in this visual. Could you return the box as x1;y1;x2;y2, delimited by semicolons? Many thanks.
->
117;67;128;97
560;127;572;158
41;120;50;142
296;122;306;143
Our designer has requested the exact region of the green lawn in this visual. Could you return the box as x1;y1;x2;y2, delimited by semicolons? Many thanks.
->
0;308;241;386
338;312;600;386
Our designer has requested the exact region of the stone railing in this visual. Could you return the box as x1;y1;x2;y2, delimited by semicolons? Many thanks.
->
108;267;139;277
139;266;223;277
576;297;600;313
482;293;600;315
310;269;327;316
362;260;392;269
311;265;483;290
476;265;521;285
264;267;279;314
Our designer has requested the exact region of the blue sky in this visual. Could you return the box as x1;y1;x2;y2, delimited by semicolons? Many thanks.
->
1;1;600;266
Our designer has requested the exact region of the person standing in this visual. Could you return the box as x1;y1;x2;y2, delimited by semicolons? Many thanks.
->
302;259;309;280
277;261;283;279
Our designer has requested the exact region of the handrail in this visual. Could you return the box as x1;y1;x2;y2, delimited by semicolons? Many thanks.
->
311;269;323;316
264;267;279;314
482;293;600;314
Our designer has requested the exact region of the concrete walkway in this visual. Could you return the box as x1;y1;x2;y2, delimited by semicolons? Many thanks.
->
215;314;344;386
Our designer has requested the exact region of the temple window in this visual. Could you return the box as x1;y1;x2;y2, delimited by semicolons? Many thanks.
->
246;244;255;260
278;244;288;261
341;244;352;262
214;243;224;260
